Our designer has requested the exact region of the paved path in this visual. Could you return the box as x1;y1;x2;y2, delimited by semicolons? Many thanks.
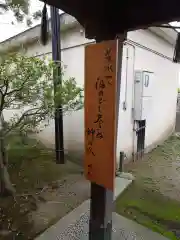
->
35;176;168;240
36;199;168;240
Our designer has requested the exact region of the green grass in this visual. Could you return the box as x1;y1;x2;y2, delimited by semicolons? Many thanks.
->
116;182;180;240
6;135;81;192
0;135;82;238
116;135;180;239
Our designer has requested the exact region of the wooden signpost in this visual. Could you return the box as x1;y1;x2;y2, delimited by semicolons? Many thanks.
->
84;40;118;191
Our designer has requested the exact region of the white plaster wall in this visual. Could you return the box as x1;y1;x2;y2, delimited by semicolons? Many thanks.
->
128;29;174;58
134;47;179;149
4;26;179;162
117;30;179;160
116;29;179;161
21;27;89;151
116;43;135;160
25;26;93;58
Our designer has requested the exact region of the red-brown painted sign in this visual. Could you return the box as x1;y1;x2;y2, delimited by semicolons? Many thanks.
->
84;40;118;190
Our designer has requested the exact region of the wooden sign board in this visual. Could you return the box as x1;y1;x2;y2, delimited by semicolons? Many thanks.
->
84;40;118;191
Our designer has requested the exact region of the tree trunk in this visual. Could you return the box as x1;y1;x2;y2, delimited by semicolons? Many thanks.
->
0;157;15;196
0;115;15;196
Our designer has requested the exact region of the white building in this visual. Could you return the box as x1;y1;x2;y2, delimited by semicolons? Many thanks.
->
0;13;179;164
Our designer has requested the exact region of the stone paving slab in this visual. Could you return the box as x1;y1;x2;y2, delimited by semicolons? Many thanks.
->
36;177;132;240
114;176;132;200
35;176;166;240
36;200;168;240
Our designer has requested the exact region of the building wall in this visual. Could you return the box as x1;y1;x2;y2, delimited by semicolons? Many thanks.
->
4;26;179;163
117;38;179;160
135;44;178;149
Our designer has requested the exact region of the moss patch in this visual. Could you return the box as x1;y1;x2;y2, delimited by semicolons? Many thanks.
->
116;135;180;240
116;181;180;240
7;135;81;192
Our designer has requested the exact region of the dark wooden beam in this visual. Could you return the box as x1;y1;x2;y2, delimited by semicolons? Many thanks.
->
41;0;180;40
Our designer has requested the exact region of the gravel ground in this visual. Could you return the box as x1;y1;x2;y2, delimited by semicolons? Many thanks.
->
125;134;180;201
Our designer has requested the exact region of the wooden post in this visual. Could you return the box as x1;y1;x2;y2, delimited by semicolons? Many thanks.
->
84;38;124;239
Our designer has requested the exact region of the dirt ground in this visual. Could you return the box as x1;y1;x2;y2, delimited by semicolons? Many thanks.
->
125;134;180;201
30;173;90;238
0;165;90;240
2;134;180;239
0;136;90;240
